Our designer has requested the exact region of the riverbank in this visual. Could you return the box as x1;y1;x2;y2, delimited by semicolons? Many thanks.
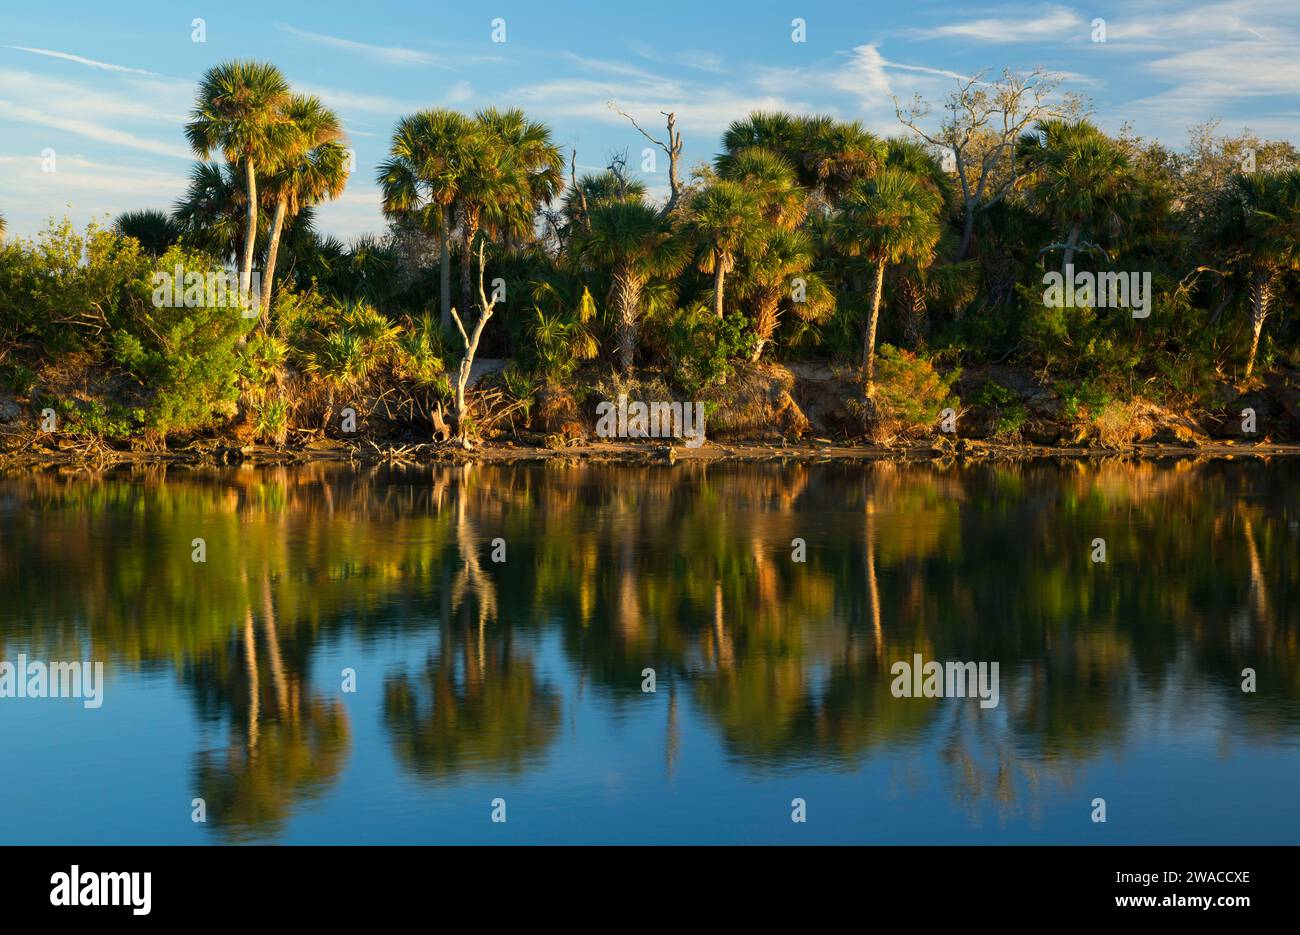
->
4;433;1298;470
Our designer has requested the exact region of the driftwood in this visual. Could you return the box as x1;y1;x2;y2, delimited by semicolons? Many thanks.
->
431;400;451;443
448;240;500;448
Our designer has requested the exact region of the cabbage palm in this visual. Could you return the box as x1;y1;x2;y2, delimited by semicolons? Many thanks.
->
718;146;807;229
112;210;182;257
476;107;564;246
683;181;764;319
452;129;508;315
185;61;294;306
562;170;647;229
734;227;831;361
575;201;687;370
172;161;256;262
261;95;348;313
832;168;943;390
1210;169;1300;379
378;109;475;328
1017;119;1138;276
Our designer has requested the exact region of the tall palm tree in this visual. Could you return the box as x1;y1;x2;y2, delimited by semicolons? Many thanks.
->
112;210;182;257
260;95;349;313
185;61;294;306
1017;119;1138;276
450;128;506;316
476;107;564;248
1210;169;1300;380
574;201;687;370
734;226;831;361
378;109;475;329
798;116;887;203
832;168;943;391
683;181;763;319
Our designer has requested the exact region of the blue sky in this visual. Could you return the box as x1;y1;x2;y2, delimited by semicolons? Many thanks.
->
2;0;1299;240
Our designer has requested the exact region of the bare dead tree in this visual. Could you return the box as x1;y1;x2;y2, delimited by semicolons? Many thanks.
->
609;101;683;215
896;68;1083;260
448;238;500;449
569;148;590;233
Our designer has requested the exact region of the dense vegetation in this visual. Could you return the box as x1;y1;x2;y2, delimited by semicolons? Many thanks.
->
2;62;1299;450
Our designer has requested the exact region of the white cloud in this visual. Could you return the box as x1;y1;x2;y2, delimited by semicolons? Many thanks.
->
3;46;157;76
277;25;438;67
0;152;191;236
913;5;1085;42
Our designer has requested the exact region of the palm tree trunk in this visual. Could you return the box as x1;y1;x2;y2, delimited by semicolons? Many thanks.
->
900;276;926;349
259;198;287;319
1062;221;1081;278
713;254;726;319
459;209;480;313
241;159;259;308
751;292;780;362
1245;271;1273;380
440;205;452;331
863;260;886;392
612;267;643;372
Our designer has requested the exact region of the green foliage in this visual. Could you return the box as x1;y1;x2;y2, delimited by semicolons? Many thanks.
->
0;218;149;351
869;344;958;436
974;379;1028;438
652;306;756;395
113;245;252;435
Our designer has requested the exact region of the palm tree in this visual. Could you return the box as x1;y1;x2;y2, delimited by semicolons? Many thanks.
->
798;116;887;202
832;168;942;391
260;95;349;313
734;226;831;361
450;127;506;317
718;146;807;229
574;201;687;371
721;113;884;203
1017;119;1138;276
0;209;6;241
173;161;255;262
378;109;475;329
185;61;294;308
563;170;647;219
476;107;564;248
1210;169;1300;380
683;181;763;319
112;210;182;257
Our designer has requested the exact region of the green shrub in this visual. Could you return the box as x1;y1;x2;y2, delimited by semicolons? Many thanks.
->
110;244;252;435
866;344;959;440
652;306;755;395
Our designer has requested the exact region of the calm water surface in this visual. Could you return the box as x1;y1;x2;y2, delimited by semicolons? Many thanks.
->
1;460;1298;844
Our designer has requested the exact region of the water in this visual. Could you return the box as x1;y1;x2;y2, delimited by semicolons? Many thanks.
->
1;459;1297;844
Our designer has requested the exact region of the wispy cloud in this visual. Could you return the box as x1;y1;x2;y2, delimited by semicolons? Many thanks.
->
3;45;157;76
912;5;1084;42
276;24;439;66
631;44;727;74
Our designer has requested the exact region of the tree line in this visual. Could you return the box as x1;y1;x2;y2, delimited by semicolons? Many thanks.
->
2;60;1298;446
